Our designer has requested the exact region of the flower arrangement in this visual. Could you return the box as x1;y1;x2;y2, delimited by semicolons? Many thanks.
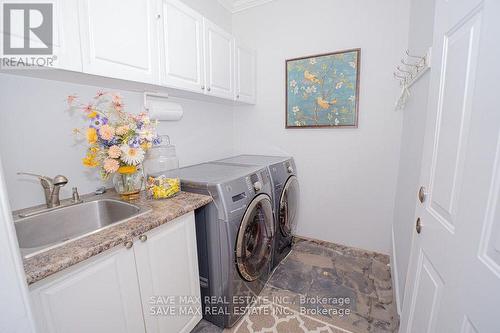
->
68;91;160;179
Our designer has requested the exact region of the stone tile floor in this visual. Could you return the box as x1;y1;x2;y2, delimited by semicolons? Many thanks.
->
191;237;398;333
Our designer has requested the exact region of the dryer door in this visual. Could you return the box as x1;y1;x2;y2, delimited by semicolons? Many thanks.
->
236;194;274;282
279;175;299;237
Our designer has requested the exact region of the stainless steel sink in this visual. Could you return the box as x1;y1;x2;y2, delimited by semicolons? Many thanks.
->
15;199;150;258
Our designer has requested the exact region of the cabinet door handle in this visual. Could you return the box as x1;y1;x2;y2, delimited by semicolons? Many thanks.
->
201;85;205;90
207;87;211;92
124;241;133;249
139;234;147;242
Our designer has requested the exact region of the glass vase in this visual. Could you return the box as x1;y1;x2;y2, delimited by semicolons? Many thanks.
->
113;165;143;200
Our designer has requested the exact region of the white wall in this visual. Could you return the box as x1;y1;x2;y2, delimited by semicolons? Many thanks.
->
0;73;234;210
232;0;408;254
392;0;435;307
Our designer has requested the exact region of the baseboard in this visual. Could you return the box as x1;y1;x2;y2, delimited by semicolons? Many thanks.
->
391;225;402;315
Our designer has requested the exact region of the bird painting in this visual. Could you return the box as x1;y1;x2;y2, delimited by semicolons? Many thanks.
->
286;49;360;128
304;70;321;84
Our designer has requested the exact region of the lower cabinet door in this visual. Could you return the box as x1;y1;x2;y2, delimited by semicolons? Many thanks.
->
134;211;202;333
30;246;145;333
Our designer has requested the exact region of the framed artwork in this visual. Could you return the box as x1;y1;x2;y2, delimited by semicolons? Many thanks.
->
286;48;360;128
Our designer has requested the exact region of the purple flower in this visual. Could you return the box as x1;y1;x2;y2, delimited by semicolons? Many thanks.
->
90;115;108;129
152;135;162;145
128;137;140;148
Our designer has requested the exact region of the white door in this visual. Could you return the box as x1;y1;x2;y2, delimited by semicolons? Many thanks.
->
79;0;159;84
161;0;205;93
400;0;500;332
134;212;202;333
235;42;256;104
204;18;234;99
30;246;145;333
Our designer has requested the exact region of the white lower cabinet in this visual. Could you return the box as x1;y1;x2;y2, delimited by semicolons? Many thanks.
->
30;212;201;333
135;211;201;333
30;245;145;333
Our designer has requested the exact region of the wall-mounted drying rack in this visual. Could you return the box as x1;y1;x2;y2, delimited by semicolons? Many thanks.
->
394;48;431;110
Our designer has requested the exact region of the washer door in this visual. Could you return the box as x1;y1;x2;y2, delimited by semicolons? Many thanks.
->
279;176;299;237
236;194;274;282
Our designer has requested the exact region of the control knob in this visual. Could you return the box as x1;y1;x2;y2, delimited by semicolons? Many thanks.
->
253;181;262;192
287;166;294;173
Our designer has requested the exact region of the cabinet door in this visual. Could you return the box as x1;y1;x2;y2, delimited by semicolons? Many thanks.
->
235;43;256;104
203;19;234;99
161;0;205;92
134;212;202;333
30;246;145;333
78;0;159;84
3;0;81;71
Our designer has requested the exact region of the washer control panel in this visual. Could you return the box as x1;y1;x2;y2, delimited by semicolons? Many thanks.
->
246;173;262;193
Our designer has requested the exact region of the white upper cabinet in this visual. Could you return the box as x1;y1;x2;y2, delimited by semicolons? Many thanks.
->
78;0;160;84
51;0;82;71
4;0;81;71
203;18;235;99
161;0;205;93
235;42;256;104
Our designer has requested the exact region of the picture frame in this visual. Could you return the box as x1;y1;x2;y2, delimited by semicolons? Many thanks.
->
285;48;361;128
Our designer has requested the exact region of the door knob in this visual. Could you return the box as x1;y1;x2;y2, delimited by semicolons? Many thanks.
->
416;218;422;234
139;234;147;242
418;186;427;203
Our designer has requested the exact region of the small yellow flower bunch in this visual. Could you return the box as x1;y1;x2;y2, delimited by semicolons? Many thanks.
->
68;92;161;179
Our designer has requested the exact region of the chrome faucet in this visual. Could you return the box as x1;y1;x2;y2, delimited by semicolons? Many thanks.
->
18;172;69;208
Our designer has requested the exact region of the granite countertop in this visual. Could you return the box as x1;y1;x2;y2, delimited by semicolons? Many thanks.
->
19;190;212;285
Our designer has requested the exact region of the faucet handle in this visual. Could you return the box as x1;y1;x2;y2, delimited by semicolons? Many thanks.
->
72;187;82;203
17;172;53;187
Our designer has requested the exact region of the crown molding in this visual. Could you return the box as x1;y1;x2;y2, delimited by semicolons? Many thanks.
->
217;0;234;12
218;0;274;13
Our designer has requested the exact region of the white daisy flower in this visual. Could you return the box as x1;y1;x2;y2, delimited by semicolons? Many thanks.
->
334;118;340;125
292;106;300;113
289;80;297;88
139;129;155;141
120;145;145;165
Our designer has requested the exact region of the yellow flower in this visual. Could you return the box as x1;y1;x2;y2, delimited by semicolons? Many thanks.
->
87;128;98;144
82;155;99;167
118;165;137;174
90;145;100;154
141;142;152;151
87;111;98;119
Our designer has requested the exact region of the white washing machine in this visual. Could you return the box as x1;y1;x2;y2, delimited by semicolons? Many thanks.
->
216;155;300;269
178;162;275;328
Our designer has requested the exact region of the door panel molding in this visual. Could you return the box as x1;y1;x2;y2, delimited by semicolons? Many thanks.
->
478;132;500;278
428;8;482;233
406;250;444;333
